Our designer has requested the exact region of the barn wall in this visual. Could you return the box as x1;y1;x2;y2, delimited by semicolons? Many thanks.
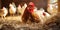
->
1;0;48;11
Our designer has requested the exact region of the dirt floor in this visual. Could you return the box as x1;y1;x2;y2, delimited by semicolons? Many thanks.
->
0;16;43;30
0;13;60;30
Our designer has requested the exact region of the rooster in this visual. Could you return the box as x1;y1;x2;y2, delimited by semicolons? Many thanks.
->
9;3;16;16
22;2;40;23
0;7;8;18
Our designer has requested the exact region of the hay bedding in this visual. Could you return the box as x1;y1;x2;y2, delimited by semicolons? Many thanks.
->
0;13;60;30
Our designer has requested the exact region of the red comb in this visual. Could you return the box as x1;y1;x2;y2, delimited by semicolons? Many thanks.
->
29;2;35;7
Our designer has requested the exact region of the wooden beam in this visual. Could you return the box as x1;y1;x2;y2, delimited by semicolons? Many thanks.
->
58;0;60;12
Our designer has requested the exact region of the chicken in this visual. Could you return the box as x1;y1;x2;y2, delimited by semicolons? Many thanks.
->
47;0;58;15
34;7;37;12
35;8;50;24
21;3;27;15
9;3;16;16
0;7;8;18
23;3;27;8
12;2;16;8
22;2;40;23
17;4;22;15
47;4;58;15
49;0;57;3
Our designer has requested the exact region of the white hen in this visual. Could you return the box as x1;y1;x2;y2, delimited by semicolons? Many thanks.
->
17;4;22;15
35;8;50;24
47;0;58;15
47;4;58;15
0;7;8;18
21;3;27;15
34;7;38;12
9;3;16;16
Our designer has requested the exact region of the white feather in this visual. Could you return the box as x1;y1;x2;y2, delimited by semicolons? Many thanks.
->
21;3;27;15
0;7;8;17
3;7;8;17
35;8;51;24
17;5;22;14
9;4;16;15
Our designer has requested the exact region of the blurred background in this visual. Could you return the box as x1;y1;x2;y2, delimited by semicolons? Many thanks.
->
0;0;48;12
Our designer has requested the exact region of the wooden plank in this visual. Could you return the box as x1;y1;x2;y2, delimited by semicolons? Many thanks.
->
58;0;60;12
